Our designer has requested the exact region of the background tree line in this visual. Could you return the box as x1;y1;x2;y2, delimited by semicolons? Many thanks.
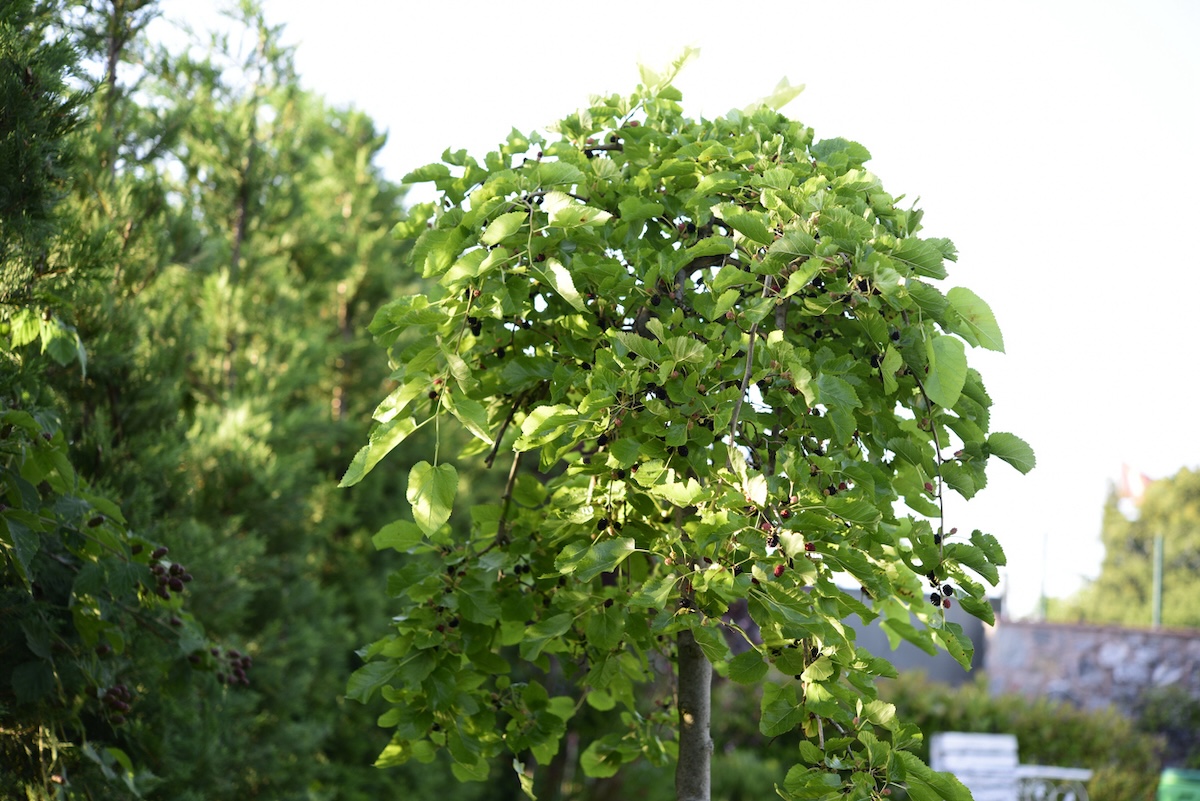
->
2;1;481;797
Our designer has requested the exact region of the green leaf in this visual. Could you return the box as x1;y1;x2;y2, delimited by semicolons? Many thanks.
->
745;77;805;112
617;196;664;223
727;649;769;685
1;518;39;589
987;432;1036;474
445;396;492;443
933;621;975;670
923;335;967;408
585;605;625;651
513;759;537;801
970;530;1007;566
760;683;805;737
528;161;584;186
713;202;773;246
406;462;458;536
891;237;947;279
481;211;528;246
781;261;823;298
580;737;624;778
346;661;397;703
812;137;872;168
944;543;1000;586
947;287;1005;352
801;655;834;682
544;191;611;228
815;373;861;410
404;163;451;183
555;537;636;581
543;258;586;311
521;614;574;661
340;417;419;487
11;661;54;703
682;236;734;261
895;750;973;801
709;264;756;294
372;520;425;552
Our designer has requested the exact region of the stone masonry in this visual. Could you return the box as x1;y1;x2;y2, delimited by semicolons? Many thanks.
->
984;618;1200;714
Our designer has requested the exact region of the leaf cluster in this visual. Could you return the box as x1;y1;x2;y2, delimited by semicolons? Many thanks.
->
347;71;1033;799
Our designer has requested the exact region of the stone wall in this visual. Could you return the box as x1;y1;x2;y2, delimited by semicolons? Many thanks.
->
984;618;1200;714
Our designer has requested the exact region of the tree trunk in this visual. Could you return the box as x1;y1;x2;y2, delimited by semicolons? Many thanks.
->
675;627;712;801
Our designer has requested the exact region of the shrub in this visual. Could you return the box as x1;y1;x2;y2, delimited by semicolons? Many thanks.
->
881;672;1164;801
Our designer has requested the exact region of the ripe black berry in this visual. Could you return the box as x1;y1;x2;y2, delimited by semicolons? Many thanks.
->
597;518;609;531
890;330;901;342
651;295;661;307
598;434;609;447
933;534;942;545
676;445;689;457
942;585;954;597
151;546;169;559
930;592;942;606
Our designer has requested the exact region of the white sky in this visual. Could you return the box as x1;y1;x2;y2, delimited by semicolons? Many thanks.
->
155;0;1200;620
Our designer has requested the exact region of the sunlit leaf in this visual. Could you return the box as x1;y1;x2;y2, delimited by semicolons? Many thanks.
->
406;461;458;535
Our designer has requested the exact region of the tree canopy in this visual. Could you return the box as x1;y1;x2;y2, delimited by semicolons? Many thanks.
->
1054;467;1200;629
345;52;1033;800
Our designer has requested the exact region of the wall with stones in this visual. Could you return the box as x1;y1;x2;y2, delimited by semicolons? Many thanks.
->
984;618;1200;714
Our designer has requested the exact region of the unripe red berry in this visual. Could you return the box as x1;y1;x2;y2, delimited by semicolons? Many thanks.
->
773;564;785;578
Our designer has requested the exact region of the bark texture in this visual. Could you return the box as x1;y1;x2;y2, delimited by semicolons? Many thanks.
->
674;627;712;801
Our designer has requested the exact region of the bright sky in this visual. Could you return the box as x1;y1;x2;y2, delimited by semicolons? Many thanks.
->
156;0;1199;620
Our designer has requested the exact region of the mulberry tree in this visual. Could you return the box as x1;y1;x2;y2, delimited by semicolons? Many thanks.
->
343;55;1034;801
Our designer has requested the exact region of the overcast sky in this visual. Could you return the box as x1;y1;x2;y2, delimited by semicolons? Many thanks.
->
155;0;1199;620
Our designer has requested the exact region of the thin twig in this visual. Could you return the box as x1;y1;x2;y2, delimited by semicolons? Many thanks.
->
494;451;522;546
485;392;526;468
725;276;774;468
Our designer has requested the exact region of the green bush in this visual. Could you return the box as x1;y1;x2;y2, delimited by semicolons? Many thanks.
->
1136;684;1200;769
881;673;1164;801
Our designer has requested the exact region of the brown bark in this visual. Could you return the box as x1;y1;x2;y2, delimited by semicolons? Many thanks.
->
674;627;712;801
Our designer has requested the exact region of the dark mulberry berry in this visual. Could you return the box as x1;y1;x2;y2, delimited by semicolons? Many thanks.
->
942;585;954;597
930;592;942;606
